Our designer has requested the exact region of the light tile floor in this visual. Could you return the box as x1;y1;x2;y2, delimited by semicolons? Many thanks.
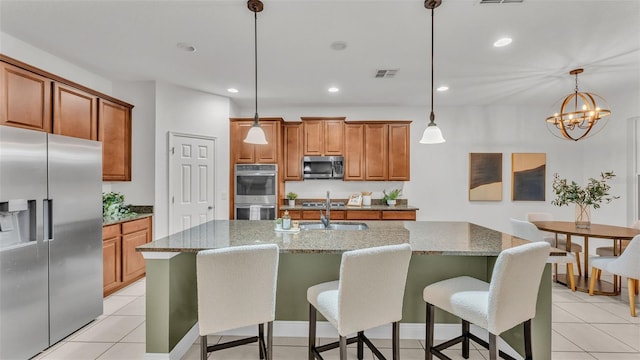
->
33;275;640;359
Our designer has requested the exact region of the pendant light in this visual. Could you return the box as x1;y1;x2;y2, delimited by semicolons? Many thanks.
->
420;0;446;144
243;0;268;145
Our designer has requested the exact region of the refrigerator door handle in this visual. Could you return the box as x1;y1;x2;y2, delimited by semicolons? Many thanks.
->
44;199;53;242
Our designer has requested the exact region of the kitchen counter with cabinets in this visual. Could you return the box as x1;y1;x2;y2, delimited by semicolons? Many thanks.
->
136;220;552;360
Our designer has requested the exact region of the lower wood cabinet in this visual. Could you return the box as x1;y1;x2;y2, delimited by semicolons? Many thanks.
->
102;216;152;297
279;209;415;221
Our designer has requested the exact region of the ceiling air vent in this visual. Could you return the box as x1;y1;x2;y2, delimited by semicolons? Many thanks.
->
375;69;399;79
479;0;523;4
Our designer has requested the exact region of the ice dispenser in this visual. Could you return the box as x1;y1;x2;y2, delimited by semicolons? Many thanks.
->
0;199;35;248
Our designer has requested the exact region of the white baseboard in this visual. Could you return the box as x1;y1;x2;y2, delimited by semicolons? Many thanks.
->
145;321;522;360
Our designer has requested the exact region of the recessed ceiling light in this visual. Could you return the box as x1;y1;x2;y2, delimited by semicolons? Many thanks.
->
227;88;239;93
328;87;340;93
330;41;347;51
493;37;512;47
437;86;449;92
176;42;197;52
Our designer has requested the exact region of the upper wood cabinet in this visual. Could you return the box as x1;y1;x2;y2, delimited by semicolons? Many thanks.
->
230;118;281;164
343;121;411;181
388;123;411;180
53;82;98;140
364;123;389;180
99;99;131;181
301;117;344;156
283;122;303;180
0;62;52;132
344;123;365;180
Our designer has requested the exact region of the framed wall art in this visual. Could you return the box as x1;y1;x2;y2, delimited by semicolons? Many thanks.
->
511;153;546;201
469;153;503;201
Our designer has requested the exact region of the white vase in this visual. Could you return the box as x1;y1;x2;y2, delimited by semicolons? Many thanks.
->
387;199;396;207
288;199;295;207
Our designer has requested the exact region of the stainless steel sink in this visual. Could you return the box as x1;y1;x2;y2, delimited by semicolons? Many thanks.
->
299;222;369;231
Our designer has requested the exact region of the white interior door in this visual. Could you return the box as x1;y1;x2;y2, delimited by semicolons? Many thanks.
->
169;133;215;235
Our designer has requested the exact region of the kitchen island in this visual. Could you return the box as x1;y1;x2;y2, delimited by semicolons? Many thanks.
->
137;220;552;359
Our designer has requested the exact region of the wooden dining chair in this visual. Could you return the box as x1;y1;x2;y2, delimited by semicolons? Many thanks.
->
527;212;583;276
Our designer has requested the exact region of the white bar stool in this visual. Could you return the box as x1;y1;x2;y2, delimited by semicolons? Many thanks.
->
307;243;412;360
196;244;279;360
423;241;550;360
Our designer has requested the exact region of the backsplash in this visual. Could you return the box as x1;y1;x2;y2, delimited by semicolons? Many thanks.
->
284;180;406;201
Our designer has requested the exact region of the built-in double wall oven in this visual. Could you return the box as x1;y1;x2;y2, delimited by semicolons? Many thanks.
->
234;164;277;220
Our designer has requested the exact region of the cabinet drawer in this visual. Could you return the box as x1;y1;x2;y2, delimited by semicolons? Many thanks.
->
330;210;346;220
382;211;416;220
102;224;120;239
346;210;381;220
122;217;149;234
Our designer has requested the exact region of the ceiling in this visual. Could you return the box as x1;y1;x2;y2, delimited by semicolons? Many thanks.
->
1;0;639;110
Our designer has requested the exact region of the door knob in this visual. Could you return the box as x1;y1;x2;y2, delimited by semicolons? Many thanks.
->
208;206;213;210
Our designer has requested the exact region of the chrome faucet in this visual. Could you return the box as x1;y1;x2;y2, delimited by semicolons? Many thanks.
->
320;191;330;228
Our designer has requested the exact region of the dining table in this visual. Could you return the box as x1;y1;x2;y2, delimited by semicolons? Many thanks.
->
532;221;640;295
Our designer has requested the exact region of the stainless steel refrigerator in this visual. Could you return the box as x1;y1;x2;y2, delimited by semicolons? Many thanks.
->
0;125;103;359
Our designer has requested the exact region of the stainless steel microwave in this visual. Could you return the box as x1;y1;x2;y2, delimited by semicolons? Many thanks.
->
302;156;344;179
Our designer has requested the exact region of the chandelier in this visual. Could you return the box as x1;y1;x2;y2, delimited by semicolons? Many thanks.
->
545;68;611;141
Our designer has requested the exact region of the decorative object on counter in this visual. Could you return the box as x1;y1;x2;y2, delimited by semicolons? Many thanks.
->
243;0;268;145
362;191;372;206
102;192;135;219
382;188;402;207
469;153;502;201
545;68;611;142
286;191;298;206
551;171;619;229
419;0;445;144
511;153;546;201
347;193;363;207
282;210;291;230
274;217;282;230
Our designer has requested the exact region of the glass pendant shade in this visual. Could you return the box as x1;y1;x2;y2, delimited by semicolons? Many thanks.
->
244;118;268;144
420;122;446;144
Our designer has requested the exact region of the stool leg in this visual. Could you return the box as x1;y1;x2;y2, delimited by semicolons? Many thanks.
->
392;321;400;360
489;333;497;360
267;321;273;360
524;319;533;360
462;320;470;359
259;323;265;359
425;303;434;360
200;335;208;360
567;263;575;292
339;336;347;360
589;268;598;296
357;331;364;360
309;304;317;360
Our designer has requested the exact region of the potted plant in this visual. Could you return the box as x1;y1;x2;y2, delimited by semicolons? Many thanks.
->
286;192;298;207
102;191;134;219
274;217;283;230
551;171;619;229
382;188;402;207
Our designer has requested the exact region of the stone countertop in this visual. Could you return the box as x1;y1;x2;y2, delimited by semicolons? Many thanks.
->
103;212;153;226
279;204;420;211
136;220;533;256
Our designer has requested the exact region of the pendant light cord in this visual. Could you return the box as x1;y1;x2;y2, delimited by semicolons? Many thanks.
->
254;10;259;122
429;7;435;123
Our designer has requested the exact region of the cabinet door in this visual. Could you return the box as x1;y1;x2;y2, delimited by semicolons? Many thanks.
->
122;228;149;283
388;123;410;181
102;224;122;296
364;124;388;180
303;120;324;155
343;124;365;180
323;120;344;155
255;121;279;163
53;83;98;140
346;210;381;220
283;123;303;180
99;99;131;181
0;62;52;132
382;211;416;220
231;121;256;163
